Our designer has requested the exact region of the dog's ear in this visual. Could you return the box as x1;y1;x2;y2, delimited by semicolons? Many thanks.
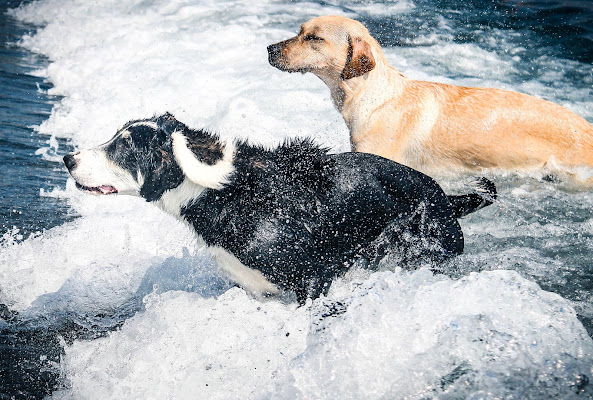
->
341;36;375;80
139;148;184;202
155;113;183;140
171;129;235;189
139;114;187;201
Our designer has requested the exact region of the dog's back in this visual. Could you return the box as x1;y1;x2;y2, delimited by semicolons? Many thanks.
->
360;80;593;172
183;147;474;301
328;152;466;261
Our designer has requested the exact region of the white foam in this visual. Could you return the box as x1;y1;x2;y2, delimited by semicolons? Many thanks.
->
270;270;593;399
48;270;593;400
0;182;202;312
335;0;416;16
11;0;349;150
52;289;309;400
3;0;593;398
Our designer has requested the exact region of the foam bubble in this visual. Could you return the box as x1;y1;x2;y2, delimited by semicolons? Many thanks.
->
0;190;200;311
52;289;309;400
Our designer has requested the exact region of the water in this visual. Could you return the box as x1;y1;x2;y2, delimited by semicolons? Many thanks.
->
0;0;72;239
1;0;592;398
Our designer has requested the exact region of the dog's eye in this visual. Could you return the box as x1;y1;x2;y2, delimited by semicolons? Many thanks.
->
116;134;134;149
303;34;324;42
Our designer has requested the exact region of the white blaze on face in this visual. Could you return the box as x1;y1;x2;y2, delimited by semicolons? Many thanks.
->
69;148;141;195
120;121;159;132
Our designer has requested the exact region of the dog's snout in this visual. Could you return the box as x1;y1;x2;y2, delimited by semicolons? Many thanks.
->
63;153;77;171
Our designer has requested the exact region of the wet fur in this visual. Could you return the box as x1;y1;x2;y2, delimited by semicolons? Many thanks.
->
268;15;593;176
64;114;496;304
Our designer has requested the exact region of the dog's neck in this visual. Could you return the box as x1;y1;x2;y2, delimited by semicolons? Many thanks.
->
156;178;206;219
316;48;407;136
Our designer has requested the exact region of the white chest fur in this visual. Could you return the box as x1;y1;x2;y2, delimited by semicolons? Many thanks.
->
156;179;205;217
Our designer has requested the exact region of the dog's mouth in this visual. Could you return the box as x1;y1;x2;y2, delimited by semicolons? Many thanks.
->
268;55;310;74
270;62;310;74
75;182;118;195
292;67;311;74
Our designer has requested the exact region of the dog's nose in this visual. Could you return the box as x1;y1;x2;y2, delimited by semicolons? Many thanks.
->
267;43;282;64
63;154;77;171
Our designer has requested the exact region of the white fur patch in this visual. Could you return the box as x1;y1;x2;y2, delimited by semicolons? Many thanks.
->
156;178;205;218
209;246;281;297
171;131;235;189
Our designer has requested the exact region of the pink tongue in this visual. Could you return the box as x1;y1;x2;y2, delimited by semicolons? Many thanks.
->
98;185;118;194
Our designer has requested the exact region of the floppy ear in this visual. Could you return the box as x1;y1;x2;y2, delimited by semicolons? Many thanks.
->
341;36;375;80
139;147;184;202
171;130;235;190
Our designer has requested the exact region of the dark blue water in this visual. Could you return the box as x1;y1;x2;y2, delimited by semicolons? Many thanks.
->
0;0;72;240
0;0;592;398
1;1;75;398
375;0;593;61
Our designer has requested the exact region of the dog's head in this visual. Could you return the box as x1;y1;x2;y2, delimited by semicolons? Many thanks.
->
63;113;235;202
267;15;376;81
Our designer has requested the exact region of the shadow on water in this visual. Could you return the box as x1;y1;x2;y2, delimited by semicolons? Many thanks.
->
0;249;230;399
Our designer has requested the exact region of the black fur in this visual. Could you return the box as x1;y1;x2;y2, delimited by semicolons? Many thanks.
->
66;114;496;304
164;118;494;303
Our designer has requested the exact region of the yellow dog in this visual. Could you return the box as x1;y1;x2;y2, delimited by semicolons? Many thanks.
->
268;15;593;176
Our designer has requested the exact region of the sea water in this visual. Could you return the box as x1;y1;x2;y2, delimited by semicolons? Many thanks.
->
1;0;592;398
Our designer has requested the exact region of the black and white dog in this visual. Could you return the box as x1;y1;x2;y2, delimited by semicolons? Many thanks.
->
63;113;496;304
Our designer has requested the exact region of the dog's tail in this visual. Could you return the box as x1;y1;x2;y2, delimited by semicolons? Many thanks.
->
447;177;497;218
